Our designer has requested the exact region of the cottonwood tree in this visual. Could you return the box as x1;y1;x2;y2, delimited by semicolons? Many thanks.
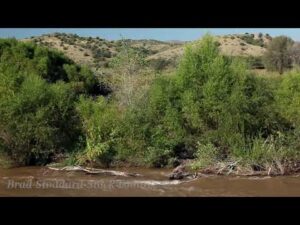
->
289;42;300;66
110;39;146;108
263;36;294;74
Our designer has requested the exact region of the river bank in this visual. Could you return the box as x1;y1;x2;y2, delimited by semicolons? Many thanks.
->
0;166;299;196
2;156;300;179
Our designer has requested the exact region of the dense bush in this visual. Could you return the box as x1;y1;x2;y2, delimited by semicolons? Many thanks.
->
275;70;300;127
123;76;185;167
190;142;219;169
76;96;121;167
177;35;285;147
0;76;81;165
116;35;290;167
0;39;103;165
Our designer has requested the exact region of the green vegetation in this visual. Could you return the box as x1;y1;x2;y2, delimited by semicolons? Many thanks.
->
76;96;121;167
239;33;265;47
0;39;104;166
81;35;298;171
149;58;172;72
1;34;300;175
241;56;265;69
92;48;112;59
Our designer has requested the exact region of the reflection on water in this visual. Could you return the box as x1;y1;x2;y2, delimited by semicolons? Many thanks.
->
0;167;299;196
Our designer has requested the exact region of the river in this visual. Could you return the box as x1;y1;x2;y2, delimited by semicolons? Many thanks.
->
0;167;299;196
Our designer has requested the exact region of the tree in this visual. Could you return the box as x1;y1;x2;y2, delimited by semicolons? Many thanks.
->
263;36;294;74
109;39;146;108
289;42;300;66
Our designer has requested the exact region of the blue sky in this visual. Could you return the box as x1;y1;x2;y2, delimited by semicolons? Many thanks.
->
1;28;300;41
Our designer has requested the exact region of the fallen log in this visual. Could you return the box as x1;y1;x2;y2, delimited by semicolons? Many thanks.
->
47;165;142;177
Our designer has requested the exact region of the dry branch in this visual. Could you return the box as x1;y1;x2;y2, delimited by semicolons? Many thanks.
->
47;165;142;177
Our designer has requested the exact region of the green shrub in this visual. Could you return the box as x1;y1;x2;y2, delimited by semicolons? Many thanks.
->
0;73;80;165
177;35;287;158
246;56;265;69
275;70;300;126
76;96;121;167
240;34;264;47
149;58;171;72
118;35;282;167
190;142;219;169
120;75;185;167
215;41;221;47
0;39;104;165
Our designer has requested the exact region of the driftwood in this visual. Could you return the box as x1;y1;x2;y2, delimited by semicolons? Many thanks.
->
168;164;198;180
47;166;142;177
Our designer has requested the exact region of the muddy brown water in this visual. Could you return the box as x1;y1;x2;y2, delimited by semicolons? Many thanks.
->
0;167;299;196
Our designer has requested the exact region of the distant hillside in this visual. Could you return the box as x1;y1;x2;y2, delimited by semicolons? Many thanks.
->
22;33;181;70
22;32;272;72
147;33;271;61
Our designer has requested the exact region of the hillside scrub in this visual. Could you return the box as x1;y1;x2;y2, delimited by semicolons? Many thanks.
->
239;33;265;47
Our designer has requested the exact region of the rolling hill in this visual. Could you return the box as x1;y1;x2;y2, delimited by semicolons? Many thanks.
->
22;32;272;72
